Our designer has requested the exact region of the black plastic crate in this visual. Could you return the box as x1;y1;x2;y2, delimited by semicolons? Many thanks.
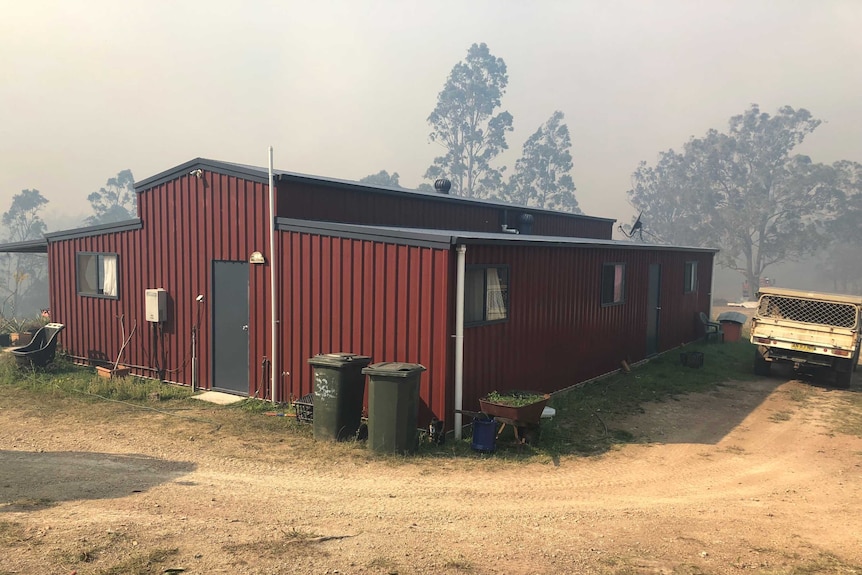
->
293;392;313;424
680;351;704;368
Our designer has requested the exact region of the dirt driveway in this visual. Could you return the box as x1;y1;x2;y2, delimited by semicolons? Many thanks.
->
2;373;862;575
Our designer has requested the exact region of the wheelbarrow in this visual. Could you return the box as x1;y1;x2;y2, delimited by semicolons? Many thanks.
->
474;390;552;445
10;323;65;369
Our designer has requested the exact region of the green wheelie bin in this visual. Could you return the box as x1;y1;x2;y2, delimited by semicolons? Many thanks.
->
362;362;426;454
307;353;372;441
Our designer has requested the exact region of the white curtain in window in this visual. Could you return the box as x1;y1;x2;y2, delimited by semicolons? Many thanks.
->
486;268;507;321
102;255;118;297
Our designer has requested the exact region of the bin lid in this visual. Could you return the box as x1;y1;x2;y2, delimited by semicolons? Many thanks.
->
361;361;427;377
307;352;372;368
716;311;748;325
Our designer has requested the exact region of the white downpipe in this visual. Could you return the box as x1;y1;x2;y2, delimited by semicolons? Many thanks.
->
268;147;278;404
454;244;466;440
709;253;716;318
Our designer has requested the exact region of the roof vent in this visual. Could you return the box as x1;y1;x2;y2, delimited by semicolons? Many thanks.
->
434;179;452;194
518;213;534;235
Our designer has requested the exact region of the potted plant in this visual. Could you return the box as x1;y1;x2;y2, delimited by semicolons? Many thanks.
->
96;315;136;379
478;390;550;423
0;316;11;347
5;317;34;346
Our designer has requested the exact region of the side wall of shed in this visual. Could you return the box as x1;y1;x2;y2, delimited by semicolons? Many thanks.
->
460;245;714;413
49;171;272;390
278;230;452;424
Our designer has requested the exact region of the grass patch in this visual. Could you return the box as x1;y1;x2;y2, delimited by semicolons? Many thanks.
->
787;384;814;403
0;353;193;404
0;521;25;546
763;552;862;574
443;558;474;571
2;497;54;511
95;547;179;575
830;389;862;438
224;527;329;558
367;557;397;570
538;340;756;456
770;410;793;422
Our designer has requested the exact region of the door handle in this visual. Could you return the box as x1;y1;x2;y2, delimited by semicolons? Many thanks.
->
242;325;249;331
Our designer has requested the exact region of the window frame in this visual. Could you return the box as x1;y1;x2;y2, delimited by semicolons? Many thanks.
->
464;264;510;327
684;261;698;294
76;252;120;299
601;262;626;306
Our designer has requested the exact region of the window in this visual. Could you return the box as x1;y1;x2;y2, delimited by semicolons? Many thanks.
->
601;262;625;305
684;261;698;293
77;252;119;298
465;265;509;325
683;262;697;293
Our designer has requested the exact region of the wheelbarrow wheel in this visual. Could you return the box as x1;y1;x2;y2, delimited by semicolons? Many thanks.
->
522;424;541;445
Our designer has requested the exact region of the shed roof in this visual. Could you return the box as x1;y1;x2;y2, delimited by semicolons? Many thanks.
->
0;220;143;253
136;157;616;226
276;218;720;254
0;239;48;253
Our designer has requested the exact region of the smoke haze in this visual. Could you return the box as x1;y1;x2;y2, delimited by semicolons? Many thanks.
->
2;1;860;283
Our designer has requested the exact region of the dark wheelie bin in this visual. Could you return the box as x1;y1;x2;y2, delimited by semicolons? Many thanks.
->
362;362;426;454
307;353;372;441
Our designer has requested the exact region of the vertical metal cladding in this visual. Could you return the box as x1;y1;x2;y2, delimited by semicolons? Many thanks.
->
460;244;714;413
49;228;143;370
277;182;613;239
48;172;271;392
279;230;451;425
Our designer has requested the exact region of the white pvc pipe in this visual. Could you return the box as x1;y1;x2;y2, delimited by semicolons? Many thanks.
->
191;326;196;392
268;147;278;403
454;244;466;440
709;253;716;319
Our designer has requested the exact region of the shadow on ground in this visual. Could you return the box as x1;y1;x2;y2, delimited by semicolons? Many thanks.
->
0;450;196;511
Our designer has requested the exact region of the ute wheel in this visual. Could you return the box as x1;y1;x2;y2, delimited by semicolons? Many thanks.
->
754;349;771;376
835;362;854;389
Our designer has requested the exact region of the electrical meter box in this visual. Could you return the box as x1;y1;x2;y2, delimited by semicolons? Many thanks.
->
145;288;167;322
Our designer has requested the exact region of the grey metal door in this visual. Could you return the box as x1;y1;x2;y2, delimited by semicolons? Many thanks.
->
646;264;661;356
212;261;249;395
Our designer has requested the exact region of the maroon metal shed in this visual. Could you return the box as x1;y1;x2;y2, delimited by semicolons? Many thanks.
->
39;157;717;432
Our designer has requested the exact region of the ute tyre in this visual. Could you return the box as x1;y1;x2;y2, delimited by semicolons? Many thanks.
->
835;365;854;389
754;349;771;377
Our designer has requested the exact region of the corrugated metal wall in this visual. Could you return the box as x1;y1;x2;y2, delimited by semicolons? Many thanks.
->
277;183;613;239
47;162;711;430
460;244;714;413
278;230;452;423
49;228;146;370
49;171;272;390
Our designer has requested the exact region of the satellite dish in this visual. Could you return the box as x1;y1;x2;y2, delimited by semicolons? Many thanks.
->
618;211;644;240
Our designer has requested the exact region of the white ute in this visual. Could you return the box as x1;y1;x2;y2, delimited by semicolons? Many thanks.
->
750;287;862;388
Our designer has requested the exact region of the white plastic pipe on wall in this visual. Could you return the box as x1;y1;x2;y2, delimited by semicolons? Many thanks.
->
709;253;716;319
454;244;466;440
268;147;278;404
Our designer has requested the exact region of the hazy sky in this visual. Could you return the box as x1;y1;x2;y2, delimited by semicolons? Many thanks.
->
2;0;861;232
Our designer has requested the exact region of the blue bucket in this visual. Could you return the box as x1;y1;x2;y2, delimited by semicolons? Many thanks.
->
471;416;496;452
